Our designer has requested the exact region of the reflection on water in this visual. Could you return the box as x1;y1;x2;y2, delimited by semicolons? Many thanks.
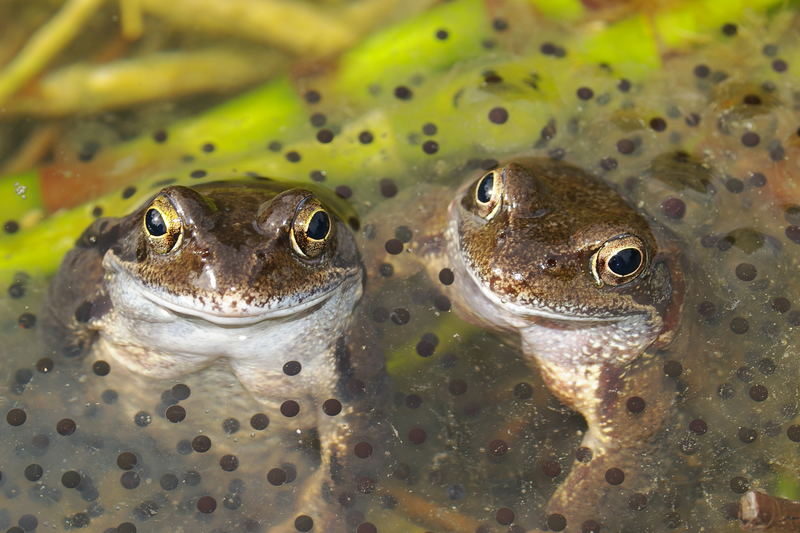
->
1;1;799;532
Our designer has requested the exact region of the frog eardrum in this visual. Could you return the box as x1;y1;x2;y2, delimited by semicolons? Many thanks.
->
144;194;183;254
291;196;332;259
590;234;649;287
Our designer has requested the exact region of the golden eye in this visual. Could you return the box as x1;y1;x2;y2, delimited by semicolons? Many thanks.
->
290;197;332;259
474;170;502;219
590;235;648;287
143;195;182;254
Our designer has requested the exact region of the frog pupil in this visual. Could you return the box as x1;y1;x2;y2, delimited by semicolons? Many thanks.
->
608;248;642;276
307;211;330;240
477;174;494;204
145;209;167;237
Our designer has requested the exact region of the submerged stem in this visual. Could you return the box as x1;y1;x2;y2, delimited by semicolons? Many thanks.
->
380;485;483;532
118;0;143;41
740;490;800;530
0;0;106;105
4;47;287;115
139;0;355;57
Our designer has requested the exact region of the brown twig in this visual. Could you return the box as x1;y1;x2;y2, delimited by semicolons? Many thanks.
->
380;484;483;532
0;0;106;105
139;0;355;57
3;47;286;115
0;123;61;174
740;490;800;530
118;0;143;41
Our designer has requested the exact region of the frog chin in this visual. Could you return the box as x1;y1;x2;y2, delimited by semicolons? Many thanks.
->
467;274;661;368
97;263;362;380
481;273;660;366
518;313;661;368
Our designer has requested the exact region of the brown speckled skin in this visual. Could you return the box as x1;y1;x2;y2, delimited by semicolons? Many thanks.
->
415;159;685;529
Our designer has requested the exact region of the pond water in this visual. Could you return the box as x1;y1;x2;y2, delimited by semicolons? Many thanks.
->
0;1;798;532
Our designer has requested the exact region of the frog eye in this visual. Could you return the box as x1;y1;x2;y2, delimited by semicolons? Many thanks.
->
143;195;182;254
590;235;648;287
290;196;332;259
473;170;502;219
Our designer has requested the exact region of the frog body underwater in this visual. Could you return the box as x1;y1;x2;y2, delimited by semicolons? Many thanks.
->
36;179;374;531
446;159;687;529
366;158;686;530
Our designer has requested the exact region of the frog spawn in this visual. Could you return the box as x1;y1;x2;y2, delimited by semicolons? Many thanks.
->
1;277;389;532
348;15;800;533
358;180;798;531
3;9;800;533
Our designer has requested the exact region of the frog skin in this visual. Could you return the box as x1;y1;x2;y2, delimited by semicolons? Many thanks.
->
42;180;368;530
369;158;685;530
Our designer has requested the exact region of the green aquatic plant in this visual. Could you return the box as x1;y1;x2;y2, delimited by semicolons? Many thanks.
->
0;0;789;285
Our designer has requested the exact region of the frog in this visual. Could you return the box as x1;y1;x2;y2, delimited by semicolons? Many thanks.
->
33;179;375;531
362;157;687;531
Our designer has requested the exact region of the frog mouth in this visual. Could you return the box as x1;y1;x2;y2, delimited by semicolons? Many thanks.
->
480;283;624;324
508;302;621;323
139;284;343;325
105;254;359;326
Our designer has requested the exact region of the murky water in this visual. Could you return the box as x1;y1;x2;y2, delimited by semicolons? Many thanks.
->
0;1;799;532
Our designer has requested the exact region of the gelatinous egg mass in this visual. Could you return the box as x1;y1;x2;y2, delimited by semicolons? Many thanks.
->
0;1;799;532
